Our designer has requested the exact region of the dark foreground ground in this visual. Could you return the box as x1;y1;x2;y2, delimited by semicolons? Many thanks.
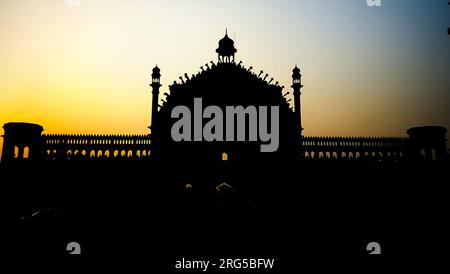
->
1;159;448;271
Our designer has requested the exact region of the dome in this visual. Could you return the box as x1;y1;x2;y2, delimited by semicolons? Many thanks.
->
218;33;234;48
216;30;237;58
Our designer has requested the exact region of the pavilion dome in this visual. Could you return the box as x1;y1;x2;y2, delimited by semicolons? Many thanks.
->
216;30;237;57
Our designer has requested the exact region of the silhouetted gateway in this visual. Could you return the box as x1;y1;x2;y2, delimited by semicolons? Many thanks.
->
4;33;448;261
1;33;448;165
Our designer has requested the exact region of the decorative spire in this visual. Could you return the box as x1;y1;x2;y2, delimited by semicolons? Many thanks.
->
291;64;304;136
150;65;161;133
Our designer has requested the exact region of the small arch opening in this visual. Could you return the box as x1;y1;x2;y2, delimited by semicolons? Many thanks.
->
23;146;29;159
14;146;19;158
222;152;228;161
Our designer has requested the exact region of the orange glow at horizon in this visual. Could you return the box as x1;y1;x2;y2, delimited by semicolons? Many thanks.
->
1;0;449;158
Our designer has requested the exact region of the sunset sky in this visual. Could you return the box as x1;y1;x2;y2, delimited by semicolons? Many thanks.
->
1;0;449;156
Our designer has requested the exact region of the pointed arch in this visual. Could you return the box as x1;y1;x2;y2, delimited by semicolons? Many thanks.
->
23;146;30;159
14;146;19;158
222;152;228;161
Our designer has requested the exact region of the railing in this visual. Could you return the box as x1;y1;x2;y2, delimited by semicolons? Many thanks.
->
39;134;411;161
42;134;151;160
301;136;408;161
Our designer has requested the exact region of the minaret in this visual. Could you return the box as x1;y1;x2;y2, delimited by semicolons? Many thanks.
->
150;65;161;133
291;65;304;136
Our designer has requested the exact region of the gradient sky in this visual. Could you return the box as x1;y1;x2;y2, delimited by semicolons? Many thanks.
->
1;0;449;156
